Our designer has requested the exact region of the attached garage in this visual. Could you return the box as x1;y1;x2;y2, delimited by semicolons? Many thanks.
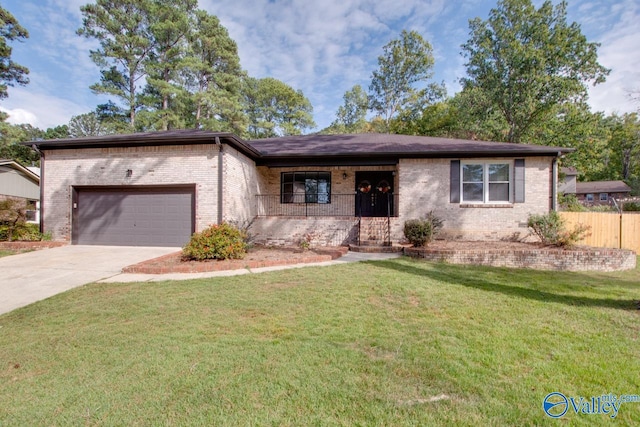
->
72;186;195;247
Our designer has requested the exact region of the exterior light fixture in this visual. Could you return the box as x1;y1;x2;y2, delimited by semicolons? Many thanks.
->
126;169;133;178
342;172;348;179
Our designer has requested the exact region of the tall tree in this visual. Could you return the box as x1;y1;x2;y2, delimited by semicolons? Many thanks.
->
326;85;369;134
68;112;114;137
242;77;315;139
369;30;445;132
143;0;196;131
184;10;246;133
605;113;640;181
461;0;609;143
0;122;42;165
78;0;155;129
0;6;29;100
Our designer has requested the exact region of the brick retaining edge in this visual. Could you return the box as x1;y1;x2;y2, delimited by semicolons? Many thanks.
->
0;241;68;250
405;247;636;272
123;246;349;274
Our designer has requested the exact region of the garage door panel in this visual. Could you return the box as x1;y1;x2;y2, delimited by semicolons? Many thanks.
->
75;187;194;247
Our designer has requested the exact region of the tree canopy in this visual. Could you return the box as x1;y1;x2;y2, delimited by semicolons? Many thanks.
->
461;0;609;143
369;30;445;132
0;6;29;99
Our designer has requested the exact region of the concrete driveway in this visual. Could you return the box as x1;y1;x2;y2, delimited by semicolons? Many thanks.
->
0;245;179;315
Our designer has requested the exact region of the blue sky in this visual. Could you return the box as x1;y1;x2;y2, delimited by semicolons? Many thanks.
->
1;0;639;131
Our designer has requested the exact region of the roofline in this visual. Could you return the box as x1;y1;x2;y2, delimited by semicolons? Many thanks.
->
23;131;262;159
0;159;41;183
24;131;573;162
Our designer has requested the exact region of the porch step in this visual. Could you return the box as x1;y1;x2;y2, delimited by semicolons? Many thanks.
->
349;244;404;254
359;239;392;247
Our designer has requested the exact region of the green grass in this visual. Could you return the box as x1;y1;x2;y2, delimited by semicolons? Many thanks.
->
0;248;33;258
1;258;639;426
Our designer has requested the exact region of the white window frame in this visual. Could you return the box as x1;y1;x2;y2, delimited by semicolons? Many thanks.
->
599;193;608;202
586;193;594;202
460;161;513;204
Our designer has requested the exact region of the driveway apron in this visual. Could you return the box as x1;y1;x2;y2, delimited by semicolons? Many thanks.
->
0;245;179;315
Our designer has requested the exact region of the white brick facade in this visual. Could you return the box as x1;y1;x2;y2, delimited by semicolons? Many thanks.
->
41;138;556;246
43;144;222;241
396;157;553;241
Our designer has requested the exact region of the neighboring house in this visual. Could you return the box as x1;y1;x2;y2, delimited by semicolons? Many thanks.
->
574;180;632;206
0;159;41;223
27;131;571;247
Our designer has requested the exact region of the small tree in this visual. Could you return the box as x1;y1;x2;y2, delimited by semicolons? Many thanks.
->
527;211;590;247
0;199;27;241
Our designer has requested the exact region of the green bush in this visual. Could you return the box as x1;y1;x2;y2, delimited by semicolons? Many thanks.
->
403;211;444;247
182;222;247;261
0;223;50;242
527;211;590;248
558;193;585;212
622;202;640;212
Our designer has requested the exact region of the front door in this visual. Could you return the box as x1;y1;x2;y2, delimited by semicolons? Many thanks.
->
355;171;394;217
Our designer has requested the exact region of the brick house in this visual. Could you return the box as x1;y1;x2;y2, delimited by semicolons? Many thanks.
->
27;130;571;247
574;180;632;206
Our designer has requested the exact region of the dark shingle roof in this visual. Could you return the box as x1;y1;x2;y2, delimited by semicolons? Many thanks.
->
575;181;632;194
26;130;572;162
25;130;261;158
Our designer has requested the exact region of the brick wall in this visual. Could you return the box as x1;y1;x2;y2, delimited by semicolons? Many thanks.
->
42;144;220;242
221;145;262;227
249;217;360;247
405;246;636;271
397;157;554;241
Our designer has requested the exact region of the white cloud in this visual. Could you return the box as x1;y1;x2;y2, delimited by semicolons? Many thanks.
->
585;0;640;114
0;107;38;126
1;86;90;129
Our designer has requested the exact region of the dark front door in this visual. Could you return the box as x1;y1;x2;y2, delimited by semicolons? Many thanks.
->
355;171;394;217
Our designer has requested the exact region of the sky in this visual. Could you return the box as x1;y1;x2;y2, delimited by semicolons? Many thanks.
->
1;0;639;132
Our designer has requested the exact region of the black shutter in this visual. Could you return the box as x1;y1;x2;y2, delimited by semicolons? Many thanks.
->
514;159;525;203
450;160;460;203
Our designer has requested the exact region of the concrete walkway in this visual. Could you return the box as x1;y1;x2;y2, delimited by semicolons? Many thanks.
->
0;245;179;315
100;251;403;283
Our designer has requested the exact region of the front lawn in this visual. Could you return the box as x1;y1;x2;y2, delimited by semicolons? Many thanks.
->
1;258;639;425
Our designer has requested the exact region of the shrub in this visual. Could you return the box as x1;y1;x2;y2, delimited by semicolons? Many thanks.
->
622;202;640;212
183;222;247;261
404;211;444;247
527;211;590;248
557;193;585;212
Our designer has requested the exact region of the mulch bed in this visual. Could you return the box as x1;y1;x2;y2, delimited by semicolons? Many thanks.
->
123;246;349;274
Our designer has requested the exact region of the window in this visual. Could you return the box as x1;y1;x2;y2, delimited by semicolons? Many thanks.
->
461;162;512;203
586;193;594;202
599;193;608;202
25;200;39;223
281;172;331;204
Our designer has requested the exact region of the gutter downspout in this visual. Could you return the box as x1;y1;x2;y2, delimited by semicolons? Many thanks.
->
32;144;44;234
215;137;224;224
551;153;560;211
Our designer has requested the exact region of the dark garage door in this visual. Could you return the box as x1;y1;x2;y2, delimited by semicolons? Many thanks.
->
73;187;195;247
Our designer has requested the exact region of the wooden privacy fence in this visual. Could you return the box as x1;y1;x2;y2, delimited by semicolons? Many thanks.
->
560;212;640;254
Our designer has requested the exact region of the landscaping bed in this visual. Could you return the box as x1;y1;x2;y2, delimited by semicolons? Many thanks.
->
123;245;349;274
0;241;67;251
406;240;637;271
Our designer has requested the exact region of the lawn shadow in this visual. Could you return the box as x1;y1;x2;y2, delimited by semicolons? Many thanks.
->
365;259;639;311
